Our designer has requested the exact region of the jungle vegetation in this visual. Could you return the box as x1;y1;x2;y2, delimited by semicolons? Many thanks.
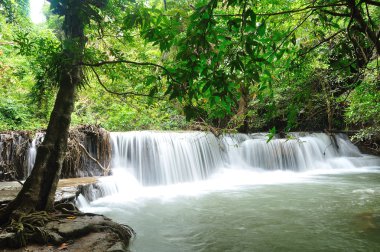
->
0;0;378;225
1;0;379;137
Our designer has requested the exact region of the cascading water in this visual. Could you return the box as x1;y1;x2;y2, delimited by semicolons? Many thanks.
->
106;132;379;185
76;131;380;252
231;133;378;171
110;131;224;185
76;131;380;203
26;132;44;175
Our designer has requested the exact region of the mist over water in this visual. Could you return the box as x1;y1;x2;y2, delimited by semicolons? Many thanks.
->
75;132;380;251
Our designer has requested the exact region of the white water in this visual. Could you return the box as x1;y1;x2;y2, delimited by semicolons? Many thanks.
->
76;132;380;206
110;131;224;185
74;132;380;251
26;132;44;175
25;131;378;185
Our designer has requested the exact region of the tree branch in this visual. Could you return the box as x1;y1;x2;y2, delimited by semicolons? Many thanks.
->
347;0;380;55
320;9;350;17
300;29;345;57
364;0;380;6
268;11;314;59
0;41;15;46
81;59;181;86
214;3;347;17
89;66;163;99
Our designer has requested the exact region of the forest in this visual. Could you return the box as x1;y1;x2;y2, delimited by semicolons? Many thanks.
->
0;0;379;251
0;0;378;146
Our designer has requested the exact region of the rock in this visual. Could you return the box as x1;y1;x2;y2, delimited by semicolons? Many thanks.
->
46;232;64;244
0;214;133;252
48;215;106;238
0;177;100;205
0;232;16;248
107;241;128;252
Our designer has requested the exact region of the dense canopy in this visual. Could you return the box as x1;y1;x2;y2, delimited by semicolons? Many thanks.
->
0;0;379;140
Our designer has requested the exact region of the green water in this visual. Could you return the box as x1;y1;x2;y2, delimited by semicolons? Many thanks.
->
84;170;380;252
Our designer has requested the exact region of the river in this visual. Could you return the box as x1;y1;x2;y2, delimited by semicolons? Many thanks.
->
77;132;380;251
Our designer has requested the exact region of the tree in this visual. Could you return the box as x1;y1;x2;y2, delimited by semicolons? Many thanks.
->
0;0;379;225
0;0;105;223
0;0;179;224
148;0;379;133
0;0;29;23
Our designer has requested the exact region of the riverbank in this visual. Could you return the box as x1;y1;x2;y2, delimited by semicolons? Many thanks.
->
1;214;134;251
0;177;134;251
0;177;99;205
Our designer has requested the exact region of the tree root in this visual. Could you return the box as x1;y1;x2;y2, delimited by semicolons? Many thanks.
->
53;202;98;217
0;207;134;250
2;211;55;248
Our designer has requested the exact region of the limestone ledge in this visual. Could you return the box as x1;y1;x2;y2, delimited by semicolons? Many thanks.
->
0;177;99;205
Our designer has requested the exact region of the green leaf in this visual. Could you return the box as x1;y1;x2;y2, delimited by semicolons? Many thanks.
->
257;21;266;36
258;83;267;91
249;9;256;25
245;42;253;55
266;127;276;143
291;34;296;45
202;81;212;92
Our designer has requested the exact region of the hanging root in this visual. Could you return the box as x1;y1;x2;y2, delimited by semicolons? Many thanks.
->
62;125;111;178
74;139;111;176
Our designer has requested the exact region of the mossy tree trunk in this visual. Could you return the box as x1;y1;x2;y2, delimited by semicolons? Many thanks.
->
0;0;86;224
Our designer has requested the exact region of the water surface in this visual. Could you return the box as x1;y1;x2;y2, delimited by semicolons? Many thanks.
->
80;168;380;252
77;132;380;251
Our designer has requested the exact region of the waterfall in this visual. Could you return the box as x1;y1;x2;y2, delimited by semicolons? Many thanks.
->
23;131;379;188
111;131;224;185
26;132;44;175
72;131;380;206
21;130;380;192
109;132;380;186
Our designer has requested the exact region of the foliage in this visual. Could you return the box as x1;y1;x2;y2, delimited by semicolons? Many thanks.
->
0;11;47;130
346;60;380;142
0;0;29;23
0;0;379;140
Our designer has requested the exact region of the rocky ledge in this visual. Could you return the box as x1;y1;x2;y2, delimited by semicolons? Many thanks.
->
0;214;134;251
0;177;99;206
0;178;133;251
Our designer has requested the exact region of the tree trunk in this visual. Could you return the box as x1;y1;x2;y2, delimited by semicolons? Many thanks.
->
230;84;250;132
347;0;380;55
0;1;85;224
321;79;333;132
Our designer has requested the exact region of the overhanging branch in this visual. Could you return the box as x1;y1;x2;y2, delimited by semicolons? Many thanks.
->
89;66;163;99
267;11;314;59
214;3;347;17
80;59;182;86
300;29;345;57
364;0;380;6
320;9;350;17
